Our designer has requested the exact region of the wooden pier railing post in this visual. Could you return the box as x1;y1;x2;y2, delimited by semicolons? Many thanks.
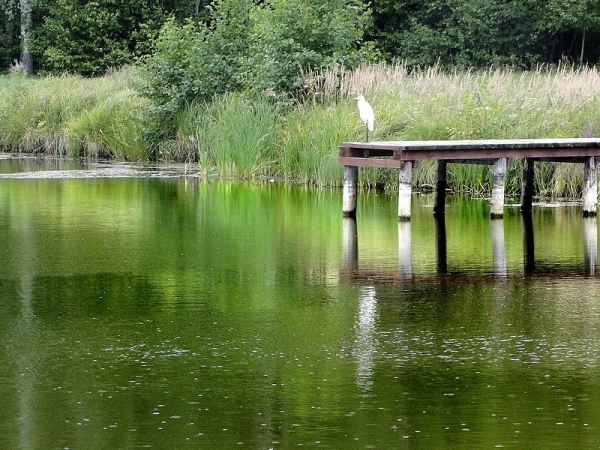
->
583;156;597;217
343;165;358;217
491;158;507;219
398;162;412;221
433;161;447;217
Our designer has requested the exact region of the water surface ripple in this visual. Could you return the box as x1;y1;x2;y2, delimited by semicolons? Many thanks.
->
1;155;599;449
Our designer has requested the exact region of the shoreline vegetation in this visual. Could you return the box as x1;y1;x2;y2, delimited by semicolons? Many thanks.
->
2;63;600;198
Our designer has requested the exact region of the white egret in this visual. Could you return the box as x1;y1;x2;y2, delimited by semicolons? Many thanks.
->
355;95;374;142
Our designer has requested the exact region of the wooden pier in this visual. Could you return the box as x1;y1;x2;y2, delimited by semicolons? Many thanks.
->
339;138;600;219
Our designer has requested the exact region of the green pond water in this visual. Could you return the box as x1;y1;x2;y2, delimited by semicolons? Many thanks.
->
1;156;600;449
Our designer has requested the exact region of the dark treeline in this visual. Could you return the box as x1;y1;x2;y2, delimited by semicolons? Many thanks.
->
370;0;600;67
2;0;600;76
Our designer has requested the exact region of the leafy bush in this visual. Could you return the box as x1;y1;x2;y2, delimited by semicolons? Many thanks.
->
139;0;254;140
139;0;374;141
248;0;377;98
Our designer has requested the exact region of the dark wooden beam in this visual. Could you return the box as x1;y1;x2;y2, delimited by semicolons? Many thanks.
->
340;138;600;166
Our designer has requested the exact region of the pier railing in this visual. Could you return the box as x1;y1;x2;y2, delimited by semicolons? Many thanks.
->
339;138;600;219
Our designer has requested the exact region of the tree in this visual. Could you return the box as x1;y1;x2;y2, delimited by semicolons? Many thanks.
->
248;0;376;97
139;0;255;141
141;0;253;112
372;0;544;68
141;0;375;113
532;0;600;64
368;0;436;60
30;0;179;76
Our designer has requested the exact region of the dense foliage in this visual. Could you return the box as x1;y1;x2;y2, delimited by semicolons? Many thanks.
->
3;0;600;76
370;0;600;68
247;0;376;96
0;1;20;70
29;0;171;76
1;0;203;75
139;0;373;138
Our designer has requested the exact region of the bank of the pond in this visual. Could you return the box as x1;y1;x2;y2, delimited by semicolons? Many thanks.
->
2;64;600;196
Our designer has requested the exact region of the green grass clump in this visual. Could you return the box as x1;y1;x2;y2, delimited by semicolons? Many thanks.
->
179;94;280;178
0;67;148;159
278;101;347;185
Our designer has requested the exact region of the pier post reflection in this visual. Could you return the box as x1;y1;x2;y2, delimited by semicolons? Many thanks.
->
354;286;377;391
435;215;448;274
342;217;358;279
522;211;535;273
398;221;412;279
583;217;598;276
491;219;507;276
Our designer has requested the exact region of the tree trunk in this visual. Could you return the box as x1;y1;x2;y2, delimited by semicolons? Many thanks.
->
20;0;33;75
580;27;586;66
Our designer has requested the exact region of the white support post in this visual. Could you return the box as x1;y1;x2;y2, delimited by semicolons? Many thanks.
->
398;221;412;279
491;219;507;276
398;162;412;221
343;165;358;217
583;156;597;217
491;158;507;219
583;217;598;275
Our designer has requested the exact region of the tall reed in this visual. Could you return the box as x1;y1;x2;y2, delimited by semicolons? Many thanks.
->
186;93;279;178
301;63;600;196
278;101;348;185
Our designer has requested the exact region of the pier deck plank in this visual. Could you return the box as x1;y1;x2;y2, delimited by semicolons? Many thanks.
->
340;138;600;167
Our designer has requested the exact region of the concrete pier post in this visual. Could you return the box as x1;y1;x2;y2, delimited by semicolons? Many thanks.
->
583;156;597;217
521;158;535;214
433;161;447;217
398;162;412;221
491;158;507;219
343;165;359;217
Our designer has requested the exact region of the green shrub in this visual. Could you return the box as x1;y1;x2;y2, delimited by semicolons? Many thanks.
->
139;0;374;143
248;0;377;98
139;0;253;140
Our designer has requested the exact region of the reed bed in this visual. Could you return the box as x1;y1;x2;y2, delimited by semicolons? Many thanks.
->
303;62;600;196
2;63;600;197
0;66;149;160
